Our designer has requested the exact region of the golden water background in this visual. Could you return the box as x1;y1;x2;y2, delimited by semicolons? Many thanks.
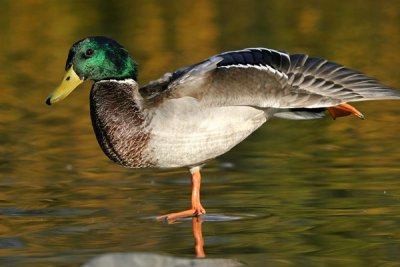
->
1;1;400;266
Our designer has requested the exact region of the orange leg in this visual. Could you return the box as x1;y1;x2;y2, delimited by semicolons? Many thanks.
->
157;167;206;222
327;103;365;120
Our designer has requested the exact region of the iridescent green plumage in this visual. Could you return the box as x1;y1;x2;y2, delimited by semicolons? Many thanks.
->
67;37;138;81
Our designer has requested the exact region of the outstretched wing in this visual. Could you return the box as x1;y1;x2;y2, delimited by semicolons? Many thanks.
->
139;48;400;109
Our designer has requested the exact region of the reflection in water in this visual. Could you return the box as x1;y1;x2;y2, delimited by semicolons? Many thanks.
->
157;216;205;257
162;215;243;258
192;217;205;258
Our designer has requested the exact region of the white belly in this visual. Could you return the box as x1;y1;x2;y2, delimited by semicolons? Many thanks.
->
146;98;268;167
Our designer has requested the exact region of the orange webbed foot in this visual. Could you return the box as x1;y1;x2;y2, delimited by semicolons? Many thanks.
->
328;103;365;120
157;205;206;223
157;167;205;223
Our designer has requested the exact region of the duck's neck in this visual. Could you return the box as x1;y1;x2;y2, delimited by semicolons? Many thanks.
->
89;79;154;167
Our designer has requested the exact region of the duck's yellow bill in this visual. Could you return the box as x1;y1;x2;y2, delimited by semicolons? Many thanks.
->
46;65;83;105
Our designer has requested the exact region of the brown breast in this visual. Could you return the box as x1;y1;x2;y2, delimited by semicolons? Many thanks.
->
89;80;156;168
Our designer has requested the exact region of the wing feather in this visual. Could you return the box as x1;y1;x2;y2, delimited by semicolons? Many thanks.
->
139;48;400;109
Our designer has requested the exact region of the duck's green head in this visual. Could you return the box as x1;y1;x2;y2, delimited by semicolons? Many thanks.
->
46;36;138;105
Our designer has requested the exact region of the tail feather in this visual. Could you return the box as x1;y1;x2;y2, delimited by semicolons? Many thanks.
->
274;108;326;120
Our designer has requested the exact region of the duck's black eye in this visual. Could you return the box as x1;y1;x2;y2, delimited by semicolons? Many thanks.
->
85;48;94;57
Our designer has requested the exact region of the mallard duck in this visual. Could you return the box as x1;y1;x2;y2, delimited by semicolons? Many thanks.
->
46;36;400;221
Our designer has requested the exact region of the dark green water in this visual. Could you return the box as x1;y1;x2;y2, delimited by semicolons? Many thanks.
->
1;1;400;266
